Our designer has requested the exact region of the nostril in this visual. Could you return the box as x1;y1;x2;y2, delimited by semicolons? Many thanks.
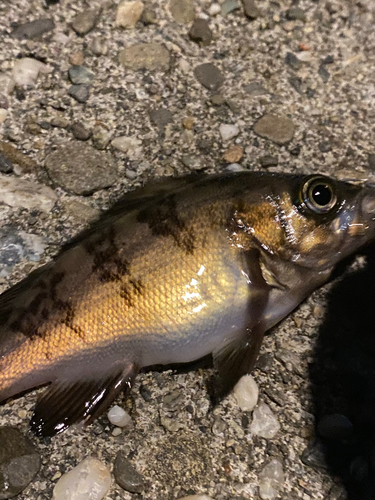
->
362;195;375;214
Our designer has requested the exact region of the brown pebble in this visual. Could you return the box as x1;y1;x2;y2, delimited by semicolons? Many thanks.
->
223;144;243;163
182;117;194;130
69;51;85;66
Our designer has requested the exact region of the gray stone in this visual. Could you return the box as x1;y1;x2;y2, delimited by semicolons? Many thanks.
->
285;52;302;71
89;37;108;56
244;81;268;96
0;153;13;173
71;9;101;35
169;0;195;24
0;427;41;499
259;155;278;168
0;228;47;273
253;114;295;145
318;64;330;82
317;414;353;441
92;123;113;150
71;121;91;141
114;451;144;493
12;18;55;39
189;19;212;45
194;63;224;91
119;43;170;71
150;108;173;129
275;348;303;375
221;0;241;16
67;84;90;103
45;142;117;195
68;66;94;85
242;0;260;19
286;7;306;21
181;155;204;170
368;153;375;170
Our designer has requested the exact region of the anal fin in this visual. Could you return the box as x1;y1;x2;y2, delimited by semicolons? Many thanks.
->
30;363;138;437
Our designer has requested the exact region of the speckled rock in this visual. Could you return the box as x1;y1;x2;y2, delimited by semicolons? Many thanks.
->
0;228;47;275
115;1;144;28
189;19;212;45
45;142;117;195
114;451;144;493
259;459;284;499
150;108;173;129
0;173;57;212
169;0;195;24
67;84;90;103
194;63;224;91
249;403;280;438
242;0;260;19
12;18;55;39
0;426;41;499
71;9;101;35
71;121;91;141
68;66;94;85
253;114;295;145
119;43;170;71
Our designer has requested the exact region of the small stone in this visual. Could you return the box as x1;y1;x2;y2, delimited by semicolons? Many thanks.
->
12;18;55;39
233;374;259;411
108;406;132;427
150;108;173;129
114;451;144;493
208;4;221;16
45;142;117;195
244;81;268;96
322;55;334;65
68;66;94;85
68;84;90;103
259;155;278;168
286;7;306;21
301;439;328;469
119;43;170;71
275;348;303;376
182;117;194;130
253;114;295;145
221;0;241;16
0;152;13;173
112;427;122;437
0;427;41;499
189;18;212;45
256;352;274;371
72;9;101;35
92;123;113;150
194;63;224;91
317;414;353;441
264;386;286;406
179;496;213;500
111;136;143;159
0;141;38;172
53;457;111;500
71;121;91;141
318;64;330;82
259;459;284;500
169;0;195;24
12;58;49;86
140;7;157;25
0;108;7;124
0;74;15;95
210;94;226;106
368;153;375;170
0;228;47;269
226;163;244;172
69;51;85;66
62;200;100;224
140;385;152;401
223;144;243;163
50;116;70;129
116;1;144;28
249;403;280;438
181;155;204;170
219;123;240;141
0;173;57;212
242;0;260;19
160;413;185;432
285;52;302;71
90;37;108;56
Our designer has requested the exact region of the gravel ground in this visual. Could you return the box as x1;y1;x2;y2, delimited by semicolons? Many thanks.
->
0;0;375;499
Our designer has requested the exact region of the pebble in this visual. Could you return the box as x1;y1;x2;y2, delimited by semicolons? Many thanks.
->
92;123;113;150
71;121;91;141
0;173;57;212
233;374;259;411
301;439;327;469
259;155;278;168
107;405;132;427
285;52;302;71
90;38;108;56
0;152;13;173
244;81;268;96
0;141;37;172
368;153;375;170
140;7;157;25
119;43;171;71
182;116;194;130
178;496;213;500
62;200;100;224
51;116;70;129
0;229;47;274
68;84;90;103
226;162;244;172
318;64;330;82
150;108;173;129
286;7;306;21
12;18;55;39
69;51;85;66
111;135;143;159
259;459;284;500
181;154;204;170
219;123;240;141
0;427;41;499
44;142;117;195
194;63;224;91
275;348;303;376
116;1;144;28
253;114;295;145
223;144;243;163
52;457;111;500
113;451;144;493
264;386;286;407
71;9;101;35
169;0;195;24
317;414;353;441
12;58;49;86
221;0;241;16
249;403;280;438
189;19;212;45
0;74;15;95
208;4;221;16
68;66;94;85
242;0;261;19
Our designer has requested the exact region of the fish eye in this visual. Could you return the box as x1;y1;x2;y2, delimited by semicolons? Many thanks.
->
302;176;337;214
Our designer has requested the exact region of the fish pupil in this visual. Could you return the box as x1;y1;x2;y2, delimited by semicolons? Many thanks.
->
311;184;332;207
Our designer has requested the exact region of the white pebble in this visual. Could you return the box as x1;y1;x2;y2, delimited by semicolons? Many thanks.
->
296;51;312;62
179;59;191;74
116;0;144;28
111;136;143;159
12;58;49;86
52;457;111;500
0;173;57;212
0;73;15;95
249;403;280;438
107;405;132;427
259;459;284;500
233;374;259;411
219;123;240;141
208;4;221;16
226;163;246;172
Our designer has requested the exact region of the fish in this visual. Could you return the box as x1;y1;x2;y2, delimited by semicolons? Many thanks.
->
0;171;375;437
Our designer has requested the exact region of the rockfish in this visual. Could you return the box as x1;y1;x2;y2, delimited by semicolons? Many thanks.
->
0;171;374;436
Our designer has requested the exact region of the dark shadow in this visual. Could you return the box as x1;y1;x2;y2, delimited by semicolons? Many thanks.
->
310;241;375;499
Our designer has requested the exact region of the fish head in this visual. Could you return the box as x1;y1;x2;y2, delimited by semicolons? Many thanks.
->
233;174;375;271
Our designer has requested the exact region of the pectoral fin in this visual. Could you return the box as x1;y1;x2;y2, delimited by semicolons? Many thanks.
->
30;363;138;437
